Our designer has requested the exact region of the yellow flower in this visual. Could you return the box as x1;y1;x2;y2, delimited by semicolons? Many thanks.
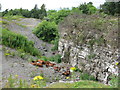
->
15;75;18;77
70;67;76;71
66;77;70;79
33;76;44;80
116;62;119;65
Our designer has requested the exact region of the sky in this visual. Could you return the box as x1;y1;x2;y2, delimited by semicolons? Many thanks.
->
1;0;106;11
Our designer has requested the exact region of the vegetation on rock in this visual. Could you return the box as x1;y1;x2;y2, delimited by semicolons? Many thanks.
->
59;13;118;49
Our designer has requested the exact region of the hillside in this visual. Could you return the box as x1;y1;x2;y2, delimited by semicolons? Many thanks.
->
0;14;119;88
2;17;56;57
58;13;119;85
1;16;66;88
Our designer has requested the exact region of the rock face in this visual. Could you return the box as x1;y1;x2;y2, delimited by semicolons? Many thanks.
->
58;39;118;84
58;14;119;84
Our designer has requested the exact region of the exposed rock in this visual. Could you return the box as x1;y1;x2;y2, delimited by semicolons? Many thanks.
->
58;14;119;84
58;38;118;84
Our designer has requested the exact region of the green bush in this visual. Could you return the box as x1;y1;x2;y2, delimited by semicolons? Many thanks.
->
47;9;71;24
1;28;41;56
79;2;97;14
33;20;58;43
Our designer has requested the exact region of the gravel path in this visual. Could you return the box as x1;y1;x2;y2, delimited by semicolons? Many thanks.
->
1;18;74;88
3;18;55;57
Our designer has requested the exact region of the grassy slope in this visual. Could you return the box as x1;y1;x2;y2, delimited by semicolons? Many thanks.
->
46;80;113;88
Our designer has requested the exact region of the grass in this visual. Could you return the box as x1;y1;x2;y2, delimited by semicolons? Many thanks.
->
2;15;24;21
46;80;113;88
4;75;46;88
3;74;116;88
46;82;73;88
38;54;62;63
1;28;41;56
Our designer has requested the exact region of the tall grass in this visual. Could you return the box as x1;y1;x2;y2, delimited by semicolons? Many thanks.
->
1;28;41;56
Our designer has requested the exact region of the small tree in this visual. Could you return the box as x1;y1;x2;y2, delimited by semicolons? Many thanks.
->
100;2;120;15
31;4;39;18
79;2;97;14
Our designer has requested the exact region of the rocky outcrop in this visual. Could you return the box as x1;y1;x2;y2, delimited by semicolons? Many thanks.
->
58;38;118;84
58;14;119;84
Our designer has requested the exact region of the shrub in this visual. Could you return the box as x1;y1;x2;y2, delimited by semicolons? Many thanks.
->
79;2;97;14
47;9;71;24
1;28;41;56
33;20;58;43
